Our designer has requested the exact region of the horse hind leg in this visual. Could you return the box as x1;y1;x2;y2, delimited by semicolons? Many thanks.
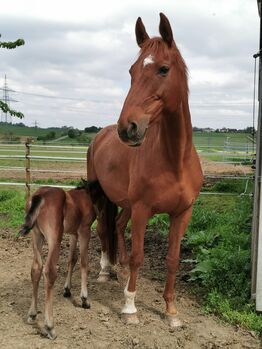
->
43;234;62;340
115;208;130;286
163;207;193;328
63;234;78;298
28;229;44;324
96;216;112;283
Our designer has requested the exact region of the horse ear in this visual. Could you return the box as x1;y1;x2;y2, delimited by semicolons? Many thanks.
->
135;17;149;48
159;13;174;47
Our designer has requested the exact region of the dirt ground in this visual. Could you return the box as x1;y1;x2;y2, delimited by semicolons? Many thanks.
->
0;229;260;349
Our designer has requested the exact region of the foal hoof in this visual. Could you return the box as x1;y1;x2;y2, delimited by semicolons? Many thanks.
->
121;313;139;325
81;297;91;309
166;313;183;328
97;273;111;283
43;325;57;340
27;314;37;324
63;287;71;298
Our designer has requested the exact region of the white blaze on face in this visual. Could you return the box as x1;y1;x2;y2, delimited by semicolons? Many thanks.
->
143;54;154;67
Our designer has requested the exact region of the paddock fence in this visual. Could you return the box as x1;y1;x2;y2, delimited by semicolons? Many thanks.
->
0;137;255;198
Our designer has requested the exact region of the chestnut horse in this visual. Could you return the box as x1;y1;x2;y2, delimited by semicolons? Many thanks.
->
19;182;117;339
87;13;203;327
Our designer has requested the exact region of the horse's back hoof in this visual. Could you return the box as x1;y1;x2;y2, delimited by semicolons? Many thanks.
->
121;312;139;325
63;287;71;298
166;313;183;328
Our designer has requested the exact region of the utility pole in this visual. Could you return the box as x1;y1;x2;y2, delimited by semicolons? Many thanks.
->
0;75;18;124
252;0;262;311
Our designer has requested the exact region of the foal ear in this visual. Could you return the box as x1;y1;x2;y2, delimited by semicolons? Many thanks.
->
159;13;174;47
135;17;149;48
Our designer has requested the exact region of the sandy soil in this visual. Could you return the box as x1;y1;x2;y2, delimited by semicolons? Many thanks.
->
0;229;260;349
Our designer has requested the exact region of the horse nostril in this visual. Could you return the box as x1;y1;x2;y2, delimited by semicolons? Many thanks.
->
127;122;138;138
117;127;128;142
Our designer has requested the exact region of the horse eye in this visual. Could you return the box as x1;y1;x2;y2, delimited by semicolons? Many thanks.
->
158;66;169;76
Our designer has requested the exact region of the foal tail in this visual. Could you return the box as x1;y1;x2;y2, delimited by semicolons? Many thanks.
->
83;180;118;265
19;194;43;236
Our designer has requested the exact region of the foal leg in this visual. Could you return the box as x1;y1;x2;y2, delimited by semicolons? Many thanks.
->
78;226;91;309
163;207;193;328
28;229;44;324
121;205;149;325
43;236;61;339
63;234;78;298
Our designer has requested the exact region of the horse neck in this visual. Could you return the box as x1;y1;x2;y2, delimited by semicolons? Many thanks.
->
159;100;193;171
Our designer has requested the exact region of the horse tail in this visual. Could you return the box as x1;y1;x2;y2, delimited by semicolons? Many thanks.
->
83;179;118;265
19;194;43;236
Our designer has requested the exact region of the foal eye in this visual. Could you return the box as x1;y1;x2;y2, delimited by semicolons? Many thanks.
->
158;66;169;76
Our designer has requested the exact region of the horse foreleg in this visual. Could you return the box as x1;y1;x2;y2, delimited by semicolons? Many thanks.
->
163;206;193;328
43;237;61;340
63;234;78;298
28;229;44;324
121;205;149;325
78;227;91;309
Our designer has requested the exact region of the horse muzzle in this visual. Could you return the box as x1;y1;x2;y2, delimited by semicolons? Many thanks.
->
117;117;149;146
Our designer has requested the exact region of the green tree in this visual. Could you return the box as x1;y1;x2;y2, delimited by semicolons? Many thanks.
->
0;34;25;119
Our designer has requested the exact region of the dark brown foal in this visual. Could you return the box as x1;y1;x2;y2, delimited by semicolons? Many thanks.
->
20;184;116;339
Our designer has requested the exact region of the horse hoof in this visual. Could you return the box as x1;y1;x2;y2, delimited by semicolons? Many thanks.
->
97;274;111;283
27;314;37;324
44;325;57;340
81;298;91;309
166;313;183;328
121;313;139;325
63;287;71;298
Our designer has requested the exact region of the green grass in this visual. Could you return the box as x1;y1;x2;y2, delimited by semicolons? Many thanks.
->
0;189;25;229
193;131;254;147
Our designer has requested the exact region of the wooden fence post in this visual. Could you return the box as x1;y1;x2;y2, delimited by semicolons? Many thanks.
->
25;138;31;199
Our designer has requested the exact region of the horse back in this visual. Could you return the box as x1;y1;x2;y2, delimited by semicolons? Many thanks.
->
27;187;66;238
64;188;95;234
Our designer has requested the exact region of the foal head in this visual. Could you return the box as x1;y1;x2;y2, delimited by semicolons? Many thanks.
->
117;13;188;146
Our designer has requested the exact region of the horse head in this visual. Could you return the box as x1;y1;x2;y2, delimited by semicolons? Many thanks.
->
117;13;188;146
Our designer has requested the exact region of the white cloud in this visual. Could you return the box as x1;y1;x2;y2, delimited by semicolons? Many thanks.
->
0;0;259;129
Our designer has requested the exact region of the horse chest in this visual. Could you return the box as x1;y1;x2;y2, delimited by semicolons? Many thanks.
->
131;172;191;214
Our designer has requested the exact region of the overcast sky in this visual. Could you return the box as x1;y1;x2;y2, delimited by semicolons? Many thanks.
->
0;0;259;129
